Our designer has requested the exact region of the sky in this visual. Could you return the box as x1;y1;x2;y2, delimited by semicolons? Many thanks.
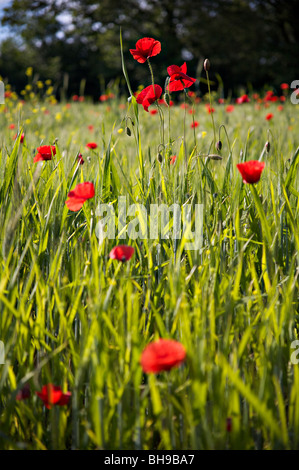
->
0;0;12;41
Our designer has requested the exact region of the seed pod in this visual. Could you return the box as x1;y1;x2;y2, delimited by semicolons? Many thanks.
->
204;59;210;71
265;141;270;152
126;127;131;136
164;93;170;106
216;140;222;151
208;154;222;160
157;153;163;163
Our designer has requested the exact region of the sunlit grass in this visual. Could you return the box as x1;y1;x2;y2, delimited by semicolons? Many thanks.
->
0;81;298;449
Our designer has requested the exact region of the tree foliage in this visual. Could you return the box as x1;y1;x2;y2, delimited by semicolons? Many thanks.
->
0;0;298;99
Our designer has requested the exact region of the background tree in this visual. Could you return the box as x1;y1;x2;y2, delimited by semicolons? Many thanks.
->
1;0;298;100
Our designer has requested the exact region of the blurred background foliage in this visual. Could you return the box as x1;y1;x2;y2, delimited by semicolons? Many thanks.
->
0;0;298;100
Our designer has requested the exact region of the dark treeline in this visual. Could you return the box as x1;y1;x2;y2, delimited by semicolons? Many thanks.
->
0;0;298;100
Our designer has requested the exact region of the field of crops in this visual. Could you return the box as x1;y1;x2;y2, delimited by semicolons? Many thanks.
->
0;39;299;450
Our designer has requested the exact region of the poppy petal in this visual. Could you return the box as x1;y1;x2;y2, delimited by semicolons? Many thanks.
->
141;339;186;373
109;245;135;262
236;161;265;184
65;197;86;212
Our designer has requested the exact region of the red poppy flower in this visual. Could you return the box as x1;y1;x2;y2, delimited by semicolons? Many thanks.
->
167;62;196;92
136;85;162;112
65;182;95;211
226;105;234;113
150;109;158;115
9;124;15;129
16;383;31;401
170;155;177;165
88;125;94;131
72;95;79;101
36;384;71;409
280;83;289;90
206;105;215;114
86;142;97;149
265;113;274;120
236;94;250;104
130;37;161;64
109;245;135;262
277;105;284;111
191;121;199;128
236;160;265;184
33;145;56;163
99;94;109;102
141;338;186;374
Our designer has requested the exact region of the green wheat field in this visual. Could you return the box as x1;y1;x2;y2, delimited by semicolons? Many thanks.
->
0;47;299;450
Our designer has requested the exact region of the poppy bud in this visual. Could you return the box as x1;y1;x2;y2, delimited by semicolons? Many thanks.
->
265;141;270;152
164;93;170;106
204;59;210;71
216;140;222;151
208;154;222;160
157;153;163;163
126;127;131;136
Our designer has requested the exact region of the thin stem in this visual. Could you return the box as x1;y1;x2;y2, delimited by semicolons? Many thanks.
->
183;91;187;169
147;58;165;150
206;69;216;151
218;124;231;154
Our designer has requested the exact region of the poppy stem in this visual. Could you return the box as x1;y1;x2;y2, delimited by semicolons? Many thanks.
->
147;58;165;150
205;68;216;152
218;124;231;154
183;91;187;169
147;58;155;95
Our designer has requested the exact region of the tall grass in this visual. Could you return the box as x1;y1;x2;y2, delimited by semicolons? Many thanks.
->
0;76;298;449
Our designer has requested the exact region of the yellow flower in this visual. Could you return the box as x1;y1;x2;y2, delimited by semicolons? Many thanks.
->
55;112;62;121
26;67;33;77
25;119;31;125
117;128;124;134
36;81;44;89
